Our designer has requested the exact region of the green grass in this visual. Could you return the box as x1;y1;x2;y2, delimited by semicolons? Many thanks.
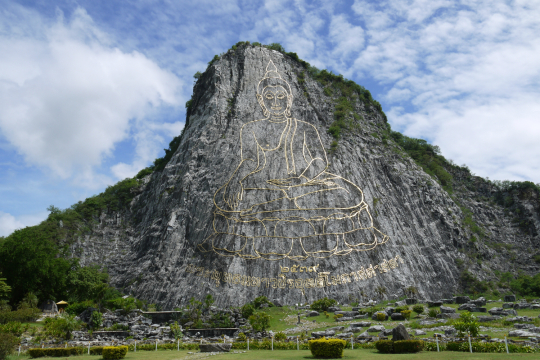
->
8;349;540;360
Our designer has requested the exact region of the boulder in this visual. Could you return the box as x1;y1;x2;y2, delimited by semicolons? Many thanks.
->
455;296;471;304
470;297;486;306
354;314;368;319
428;301;443;307
437;313;460;319
442;299;454;304
503;303;514;309
390;313;404;320
445;328;456;336
440;306;455;313
78;307;98;324
336;317;354;322
405;298;418;305
504;295;516;302
395;300;407;307
477;316;501;322
415;330;426;336
367;325;386;332
506;316;532;322
392;324;410;341
326;326;345;332
308;311;320;317
384;307;396;316
354;321;372;327
371;311;388;321
356;331;370;338
458;303;476;311
200;344;232;352
514;303;531;310
312;330;335;339
532;304;540;310
508;330;535;338
514;324;534;329
336;332;354;339
335;311;359;317
327;306;341;313
272;299;284;307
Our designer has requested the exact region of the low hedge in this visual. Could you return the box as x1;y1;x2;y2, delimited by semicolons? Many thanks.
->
375;340;423;354
375;340;393;353
0;333;18;360
128;342;199;351
308;338;346;359
27;347;84;358
102;346;128;360
90;346;104;355
446;341;538;353
393;340;424;353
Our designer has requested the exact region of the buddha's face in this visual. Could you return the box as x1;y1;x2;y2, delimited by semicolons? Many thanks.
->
260;86;291;116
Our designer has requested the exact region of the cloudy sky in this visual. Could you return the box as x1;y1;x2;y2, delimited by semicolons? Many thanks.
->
1;0;539;236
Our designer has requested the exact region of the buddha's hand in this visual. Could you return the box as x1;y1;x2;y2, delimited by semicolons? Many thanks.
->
267;177;303;187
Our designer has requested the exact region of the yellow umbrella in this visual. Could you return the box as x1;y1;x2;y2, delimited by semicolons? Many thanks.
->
56;301;68;305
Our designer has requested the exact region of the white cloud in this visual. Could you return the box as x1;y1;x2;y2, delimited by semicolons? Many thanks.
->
0;6;181;181
0;210;48;237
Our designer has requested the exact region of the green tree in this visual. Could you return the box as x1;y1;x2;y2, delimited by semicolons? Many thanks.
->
412;304;424;317
0;273;10;300
67;266;110;303
249;311;271;332
89;311;102;330
17;292;38;309
454;311;480;337
44;313;81;340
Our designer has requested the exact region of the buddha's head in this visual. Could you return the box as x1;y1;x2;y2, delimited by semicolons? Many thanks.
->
257;60;293;118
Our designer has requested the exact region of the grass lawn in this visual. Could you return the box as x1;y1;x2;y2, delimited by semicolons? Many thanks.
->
8;349;540;360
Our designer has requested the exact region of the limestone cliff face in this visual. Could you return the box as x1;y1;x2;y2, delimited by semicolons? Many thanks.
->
70;44;540;308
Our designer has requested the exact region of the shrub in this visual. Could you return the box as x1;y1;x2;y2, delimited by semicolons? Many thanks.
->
274;331;287;341
237;332;246;341
169;321;183;340
333;314;343;321
43;314;81;340
395;306;409;313
393;340;424;353
311;297;337;312
65;300;94;316
0;333;17;360
375;340;393;353
248;311;270;332
89;311;102;329
428;308;439;318
102;346;128;360
240;303;255;319
400;310;412;320
27;347;84;358
253;296;273;309
89;346;104;355
454;311;479;337
376;312;386;321
0;321;29;336
412;304;424;316
0;308;41;324
309;338;346;358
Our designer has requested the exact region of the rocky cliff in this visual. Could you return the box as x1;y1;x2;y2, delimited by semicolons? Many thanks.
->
70;43;540;308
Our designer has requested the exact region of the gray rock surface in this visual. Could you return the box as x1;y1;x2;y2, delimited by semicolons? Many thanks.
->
504;295;517;302
392;324;410;341
367;325;386;332
200;344;232;352
390;313;404;320
64;43;540;308
440;306;455;313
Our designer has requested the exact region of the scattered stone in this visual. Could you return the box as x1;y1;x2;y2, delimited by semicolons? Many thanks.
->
405;298;418;305
442;299;454;304
390;313;404;321
458;303;476;311
503;303;514;309
437;313;460;319
335;311;358;317
415;330;426;336
445;328;456;336
428;301;443;307
477;316;501;322
336;317;354;322
514;303;531;310
371;311;388;321
392;324;410;341
311;330;335;339
327;306;341;313
272;299;284;307
395;300;407;307
354;321;372;327
440;306;455;313
454;296;471;304
508;330;535;338
504;295;517;302
336;332;354;339
308;311;319;317
367;325;386;333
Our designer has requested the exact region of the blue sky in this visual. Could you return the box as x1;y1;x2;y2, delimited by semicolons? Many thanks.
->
1;0;540;236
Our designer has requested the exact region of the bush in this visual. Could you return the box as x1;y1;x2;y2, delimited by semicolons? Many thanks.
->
89;346;103;355
309;338;346;358
237;332;246;341
65;300;94;316
0;308;41;324
400;310;412;320
311;297;337;312
394;306;409;313
428;308;439;318
0;321;29;336
274;331;287;341
89;311;102;329
253;296;273;309
102;346;128;359
240;303;255;319
0;333;17;360
376;312;386;321
333;314;343;321
454;311;479;337
43;314;81;340
393;340;424;353
27;347;84;358
248;311;270;332
375;340;393;353
412;304;424;316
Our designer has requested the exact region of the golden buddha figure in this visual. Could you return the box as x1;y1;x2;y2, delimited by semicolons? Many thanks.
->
199;60;389;260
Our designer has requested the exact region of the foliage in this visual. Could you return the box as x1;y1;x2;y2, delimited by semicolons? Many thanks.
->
333;314;343;321
394;306;409;313
43;313;81;340
375;340;394;353
248;311;271;332
508;272;540;297
126;342;199;351
460;270;489;294
311;297;337;312
17;292;38;309
453;311;480;337
400;310;412;320
445;341;538;353
104;323;129;331
0;321;29;336
27;347;85;358
0;308;41;324
240;303;255;319
274;331;287;341
106;296;142;314
209;312;234;328
89;311;102;329
152;134;183;172
376;312;386;321
412;304;424;316
308;338;346;358
169;321;183;340
0;333;17;360
237;332;246;341
67;265;110;304
264;43;286;52
428;308;440;318
102;346;128;360
393;340;424;353
65;300;94;316
253;296;273;309
0;274;10;300
135;167;153;179
390;131;454;192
